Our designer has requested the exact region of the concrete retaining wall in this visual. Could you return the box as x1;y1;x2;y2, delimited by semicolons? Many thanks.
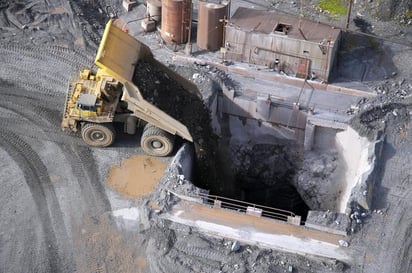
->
214;81;306;144
335;127;382;212
167;142;195;181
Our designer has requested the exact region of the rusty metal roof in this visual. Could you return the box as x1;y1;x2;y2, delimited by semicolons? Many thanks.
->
228;7;341;42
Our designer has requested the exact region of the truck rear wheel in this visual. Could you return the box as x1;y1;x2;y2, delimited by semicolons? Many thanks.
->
141;124;174;157
81;123;116;147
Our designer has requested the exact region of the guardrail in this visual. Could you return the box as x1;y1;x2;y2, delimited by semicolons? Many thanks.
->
197;192;296;222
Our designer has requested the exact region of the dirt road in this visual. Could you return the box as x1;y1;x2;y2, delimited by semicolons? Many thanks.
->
0;1;149;272
350;110;412;273
0;40;147;272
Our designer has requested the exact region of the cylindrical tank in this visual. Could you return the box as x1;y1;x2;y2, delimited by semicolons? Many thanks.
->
161;0;192;44
197;1;228;51
147;0;162;22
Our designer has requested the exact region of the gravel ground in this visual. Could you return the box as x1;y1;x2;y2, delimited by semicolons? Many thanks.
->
0;0;411;273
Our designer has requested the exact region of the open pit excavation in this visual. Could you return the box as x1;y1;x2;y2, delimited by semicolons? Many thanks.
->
0;0;412;273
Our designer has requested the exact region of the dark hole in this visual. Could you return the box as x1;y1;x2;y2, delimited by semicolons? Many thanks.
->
237;177;310;222
194;143;310;223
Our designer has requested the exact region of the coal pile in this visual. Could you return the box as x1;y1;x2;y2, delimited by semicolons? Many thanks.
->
132;61;219;186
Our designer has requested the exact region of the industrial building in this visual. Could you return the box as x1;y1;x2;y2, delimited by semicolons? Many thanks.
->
224;7;341;81
143;1;341;82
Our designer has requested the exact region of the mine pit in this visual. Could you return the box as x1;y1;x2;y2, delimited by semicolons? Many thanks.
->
209;138;311;220
134;62;374;221
1;0;411;272
132;58;377;223
132;61;310;217
207;114;377;222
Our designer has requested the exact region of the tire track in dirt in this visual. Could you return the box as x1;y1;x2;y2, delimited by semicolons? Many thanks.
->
1;88;64;107
60;144;112;213
0;95;85;146
0;2;147;272
0;86;110;212
0;131;73;273
1;43;92;66
0;40;112;211
68;0;121;51
0;64;130;271
0;112;85;146
0;76;118;272
0;44;93;82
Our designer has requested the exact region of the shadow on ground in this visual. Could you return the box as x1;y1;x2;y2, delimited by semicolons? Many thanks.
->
331;32;398;83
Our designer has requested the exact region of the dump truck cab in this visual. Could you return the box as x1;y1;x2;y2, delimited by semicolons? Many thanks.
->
62;70;122;127
61;20;192;156
77;94;98;114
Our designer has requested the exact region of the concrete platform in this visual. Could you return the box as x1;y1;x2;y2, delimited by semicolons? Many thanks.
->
161;199;353;263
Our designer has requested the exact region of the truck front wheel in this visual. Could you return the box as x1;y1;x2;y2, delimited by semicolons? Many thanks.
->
141;124;174;157
81;123;116;147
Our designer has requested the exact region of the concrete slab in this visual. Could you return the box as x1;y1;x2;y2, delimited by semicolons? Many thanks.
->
305;211;350;236
161;199;353;263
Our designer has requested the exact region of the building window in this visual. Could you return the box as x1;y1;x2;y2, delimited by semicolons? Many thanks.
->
274;23;291;34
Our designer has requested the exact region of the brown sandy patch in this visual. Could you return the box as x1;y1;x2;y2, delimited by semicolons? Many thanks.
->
107;155;167;198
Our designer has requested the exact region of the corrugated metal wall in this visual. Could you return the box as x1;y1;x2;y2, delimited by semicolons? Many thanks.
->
224;27;339;81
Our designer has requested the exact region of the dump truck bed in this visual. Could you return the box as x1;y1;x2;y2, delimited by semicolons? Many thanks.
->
94;20;151;82
122;81;193;142
93;20;193;142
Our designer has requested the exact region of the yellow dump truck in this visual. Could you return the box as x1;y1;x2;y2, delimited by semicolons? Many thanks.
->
61;20;193;156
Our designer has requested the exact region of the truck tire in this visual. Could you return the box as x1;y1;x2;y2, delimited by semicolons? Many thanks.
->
141;124;174;157
81;123;116;147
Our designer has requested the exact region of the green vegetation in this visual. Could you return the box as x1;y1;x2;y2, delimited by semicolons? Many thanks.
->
318;0;347;16
405;9;412;19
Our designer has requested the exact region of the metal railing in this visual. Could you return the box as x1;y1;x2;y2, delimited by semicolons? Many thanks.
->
196;192;296;222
